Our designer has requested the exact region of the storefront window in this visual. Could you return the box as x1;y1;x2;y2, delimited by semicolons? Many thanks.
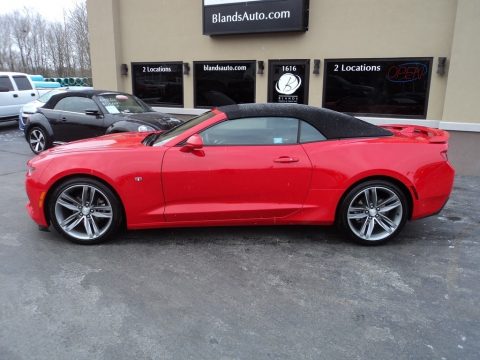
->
268;59;309;104
323;58;432;118
132;62;184;107
194;61;256;108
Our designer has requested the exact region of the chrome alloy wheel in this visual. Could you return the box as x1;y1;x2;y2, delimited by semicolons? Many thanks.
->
347;186;403;241
29;128;46;153
54;184;113;241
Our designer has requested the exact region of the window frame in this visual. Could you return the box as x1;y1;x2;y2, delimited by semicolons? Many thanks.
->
131;61;184;107
0;76;14;91
322;57;433;119
54;96;100;114
193;60;256;109
299;120;327;143
196;116;326;147
12;75;33;91
267;59;310;105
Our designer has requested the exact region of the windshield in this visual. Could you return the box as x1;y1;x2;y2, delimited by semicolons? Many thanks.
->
38;89;64;103
152;111;214;146
97;94;152;114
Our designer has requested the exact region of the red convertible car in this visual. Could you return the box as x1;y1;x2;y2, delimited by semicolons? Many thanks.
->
25;103;454;245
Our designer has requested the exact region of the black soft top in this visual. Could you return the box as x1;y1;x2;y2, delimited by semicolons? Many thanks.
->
218;103;392;139
42;90;131;110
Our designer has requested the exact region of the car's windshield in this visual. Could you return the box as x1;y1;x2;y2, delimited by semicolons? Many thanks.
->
152;111;214;146
38;89;64;103
97;94;152;114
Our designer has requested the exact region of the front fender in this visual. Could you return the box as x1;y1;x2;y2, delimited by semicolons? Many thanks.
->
39;149;166;228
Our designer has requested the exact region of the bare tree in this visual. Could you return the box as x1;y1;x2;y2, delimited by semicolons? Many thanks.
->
45;22;67;76
67;1;91;76
0;1;91;78
9;10;31;72
0;15;13;70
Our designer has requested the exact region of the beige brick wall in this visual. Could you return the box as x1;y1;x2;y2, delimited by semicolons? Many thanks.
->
87;0;478;124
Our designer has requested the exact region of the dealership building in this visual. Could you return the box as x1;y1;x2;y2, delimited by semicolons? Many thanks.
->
86;0;480;171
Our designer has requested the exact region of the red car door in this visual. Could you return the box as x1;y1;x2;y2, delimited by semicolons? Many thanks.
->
162;144;312;222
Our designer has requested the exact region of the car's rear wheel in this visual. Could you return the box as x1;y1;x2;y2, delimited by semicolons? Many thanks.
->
28;126;50;154
338;180;408;245
48;178;123;244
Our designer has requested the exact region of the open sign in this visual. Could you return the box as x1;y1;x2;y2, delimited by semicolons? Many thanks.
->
386;63;428;83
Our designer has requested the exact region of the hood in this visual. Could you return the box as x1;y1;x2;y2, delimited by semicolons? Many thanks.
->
22;100;44;114
45;132;152;155
117;112;182;130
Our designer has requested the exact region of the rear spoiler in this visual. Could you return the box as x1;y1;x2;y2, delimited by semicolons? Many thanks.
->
381;124;449;144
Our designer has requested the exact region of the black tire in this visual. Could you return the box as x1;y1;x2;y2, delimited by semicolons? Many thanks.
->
48;177;123;244
28;126;50;154
337;180;408;245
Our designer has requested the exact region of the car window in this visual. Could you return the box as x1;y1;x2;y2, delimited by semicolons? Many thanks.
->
0;76;14;91
13;76;33;90
299;121;326;143
55;97;99;113
200;117;299;145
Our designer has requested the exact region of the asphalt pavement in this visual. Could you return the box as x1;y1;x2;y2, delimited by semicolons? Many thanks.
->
0;121;479;360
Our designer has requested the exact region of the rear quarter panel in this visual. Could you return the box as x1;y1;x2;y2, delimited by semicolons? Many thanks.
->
300;136;454;222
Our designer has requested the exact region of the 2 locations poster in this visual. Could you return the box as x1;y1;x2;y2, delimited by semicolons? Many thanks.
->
203;0;309;35
323;58;432;117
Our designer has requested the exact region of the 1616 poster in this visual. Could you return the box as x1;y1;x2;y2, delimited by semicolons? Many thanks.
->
268;60;309;104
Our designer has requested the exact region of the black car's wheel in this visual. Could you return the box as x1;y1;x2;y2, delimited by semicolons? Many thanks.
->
28;126;50;154
338;180;408;245
48;177;123;244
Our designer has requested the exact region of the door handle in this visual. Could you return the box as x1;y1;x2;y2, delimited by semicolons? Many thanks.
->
31;93;36;96
274;156;299;163
13;94;18;98
61;117;67;122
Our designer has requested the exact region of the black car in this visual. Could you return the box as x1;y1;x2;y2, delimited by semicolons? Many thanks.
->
24;90;182;154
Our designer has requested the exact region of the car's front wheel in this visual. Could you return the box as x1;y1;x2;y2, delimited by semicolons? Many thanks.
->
28;126;50;154
48;178;123;244
338;180;408;245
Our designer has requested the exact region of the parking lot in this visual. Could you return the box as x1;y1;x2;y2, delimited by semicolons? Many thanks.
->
0;120;479;360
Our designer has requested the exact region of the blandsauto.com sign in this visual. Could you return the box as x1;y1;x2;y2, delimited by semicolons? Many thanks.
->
203;0;309;35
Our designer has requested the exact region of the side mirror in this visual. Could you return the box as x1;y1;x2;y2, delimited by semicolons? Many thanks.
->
85;109;101;116
184;134;204;150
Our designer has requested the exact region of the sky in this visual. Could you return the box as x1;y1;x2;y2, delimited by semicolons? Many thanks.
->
0;0;82;22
